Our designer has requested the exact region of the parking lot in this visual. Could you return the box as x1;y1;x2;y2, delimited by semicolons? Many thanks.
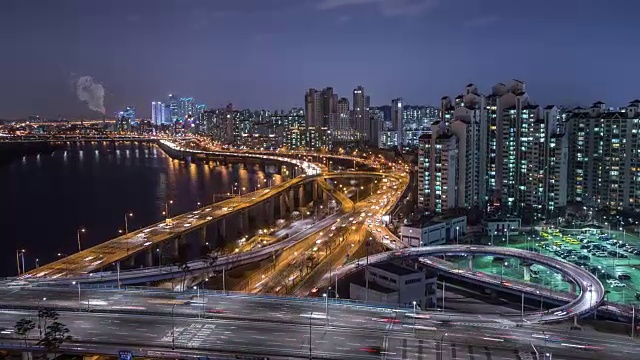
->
467;229;640;305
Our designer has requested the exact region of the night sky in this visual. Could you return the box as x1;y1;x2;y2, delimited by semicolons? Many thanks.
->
1;0;639;119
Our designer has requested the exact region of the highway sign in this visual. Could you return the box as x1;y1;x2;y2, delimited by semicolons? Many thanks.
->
118;350;133;360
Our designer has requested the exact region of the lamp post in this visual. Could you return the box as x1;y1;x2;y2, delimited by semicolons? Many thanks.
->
437;333;448;360
37;297;46;339
77;228;85;252
309;312;313;359
323;293;328;327
412;301;417;334
456;227;459;245
124;212;133;234
19;249;26;275
165;200;173;220
15;250;23;276
72;281;82;311
35;258;39;269
171;304;176;350
193;285;201;318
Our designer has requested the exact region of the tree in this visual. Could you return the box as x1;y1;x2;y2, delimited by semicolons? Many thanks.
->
37;308;58;339
14;318;36;348
205;252;218;279
38;321;71;358
179;262;190;291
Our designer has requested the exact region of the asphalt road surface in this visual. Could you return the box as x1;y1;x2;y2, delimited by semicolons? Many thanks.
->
0;287;637;359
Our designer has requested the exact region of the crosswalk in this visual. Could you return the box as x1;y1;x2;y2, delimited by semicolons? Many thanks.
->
384;338;550;360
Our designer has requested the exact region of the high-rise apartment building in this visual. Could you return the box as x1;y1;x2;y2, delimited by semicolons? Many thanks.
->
419;81;567;219
402;105;439;148
168;94;180;124
321;87;337;128
566;100;640;211
418;121;459;213
330;97;353;143
304;87;341;148
304;89;322;128
352;86;370;142
116;106;135;131
151;101;166;126
391;98;403;151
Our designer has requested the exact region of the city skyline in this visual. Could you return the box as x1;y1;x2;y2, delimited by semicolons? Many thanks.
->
1;0;639;118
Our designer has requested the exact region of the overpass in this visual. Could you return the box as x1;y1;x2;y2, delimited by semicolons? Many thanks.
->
330;245;605;324
17;170;400;285
19;170;393;281
20;213;343;286
0;134;163;143
17;139;395;278
0;286;636;360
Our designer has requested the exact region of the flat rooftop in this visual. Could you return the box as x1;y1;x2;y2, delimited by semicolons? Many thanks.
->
351;277;396;294
371;262;419;276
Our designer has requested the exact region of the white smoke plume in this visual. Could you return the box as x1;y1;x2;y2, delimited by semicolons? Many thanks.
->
76;76;106;114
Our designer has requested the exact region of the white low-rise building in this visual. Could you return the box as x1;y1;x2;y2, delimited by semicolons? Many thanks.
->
400;215;467;247
349;262;437;309
483;217;521;235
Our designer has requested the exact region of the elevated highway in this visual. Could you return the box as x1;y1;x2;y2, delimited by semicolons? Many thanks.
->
19;171;388;285
22;214;343;286
0;135;162;143
18;138;394;281
330;245;605;323
0;286;636;360
19;172;384;280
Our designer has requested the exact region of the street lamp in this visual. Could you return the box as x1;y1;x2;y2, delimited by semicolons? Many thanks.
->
16;249;26;275
323;293;328;327
165;200;173;220
171;304;176;350
72;281;82;311
124;212;133;234
77;228;85;252
412;301;417;333
438;333;449;360
456;226;459;245
37;297;46;339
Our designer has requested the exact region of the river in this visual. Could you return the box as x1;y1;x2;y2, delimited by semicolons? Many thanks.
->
0;142;277;277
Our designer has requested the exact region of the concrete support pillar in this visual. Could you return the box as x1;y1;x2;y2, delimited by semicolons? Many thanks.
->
468;255;474;270
265;199;275;225
570;281;577;294
146;248;154;267
288;189;295;212
298;185;306;208
523;265;531;282
173;237;180;256
322;189;327;202
21;351;32;360
317;182;323;201
200;226;207;244
252;206;264;229
239;210;249;234
126;254;135;267
219;218;226;239
313;181;319;201
279;194;287;219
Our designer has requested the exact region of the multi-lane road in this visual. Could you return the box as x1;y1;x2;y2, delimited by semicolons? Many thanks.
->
328;245;605;323
0;287;637;360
